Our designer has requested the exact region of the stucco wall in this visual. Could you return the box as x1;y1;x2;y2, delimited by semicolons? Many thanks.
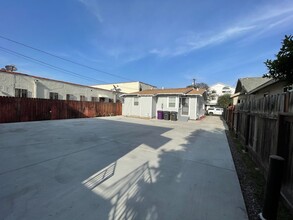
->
122;96;153;118
0;71;115;101
122;95;205;120
140;96;153;118
156;96;179;112
196;96;205;118
139;83;156;92
93;82;156;94
122;97;139;116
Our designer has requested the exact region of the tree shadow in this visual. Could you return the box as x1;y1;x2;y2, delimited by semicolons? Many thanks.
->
83;123;247;220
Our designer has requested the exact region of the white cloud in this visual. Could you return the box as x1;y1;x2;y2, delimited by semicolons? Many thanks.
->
149;3;293;58
78;0;103;23
150;25;255;57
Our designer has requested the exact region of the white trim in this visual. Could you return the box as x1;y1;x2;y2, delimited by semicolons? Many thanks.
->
168;96;176;108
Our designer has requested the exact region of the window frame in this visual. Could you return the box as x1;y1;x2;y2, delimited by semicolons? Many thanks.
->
134;97;139;106
91;97;98;102
80;95;86;101
66;94;72;100
168;96;176;108
49;92;58;100
15;88;28;98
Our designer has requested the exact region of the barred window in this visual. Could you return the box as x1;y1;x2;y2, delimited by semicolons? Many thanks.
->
80;95;86;101
50;92;58;100
15;88;28;98
91;97;98;102
66;94;72;100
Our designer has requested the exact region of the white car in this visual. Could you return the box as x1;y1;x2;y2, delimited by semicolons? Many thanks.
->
207;107;223;116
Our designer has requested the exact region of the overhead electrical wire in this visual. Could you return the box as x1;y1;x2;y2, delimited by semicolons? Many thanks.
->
0;34;134;81
0;46;110;84
0;46;141;91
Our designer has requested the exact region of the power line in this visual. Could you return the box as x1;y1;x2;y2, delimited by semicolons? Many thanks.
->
0;46;109;84
0;34;134;81
0;46;140;91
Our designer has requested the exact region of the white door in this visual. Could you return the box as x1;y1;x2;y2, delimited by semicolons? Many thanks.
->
180;97;189;116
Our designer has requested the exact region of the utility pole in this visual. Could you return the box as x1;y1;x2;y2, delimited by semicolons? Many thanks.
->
192;78;196;88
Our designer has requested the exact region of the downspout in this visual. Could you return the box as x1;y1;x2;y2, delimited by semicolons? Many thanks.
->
33;79;38;98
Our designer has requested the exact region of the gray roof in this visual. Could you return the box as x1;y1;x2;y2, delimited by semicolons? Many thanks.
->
235;77;271;94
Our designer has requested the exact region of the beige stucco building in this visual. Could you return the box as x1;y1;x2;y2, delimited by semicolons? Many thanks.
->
92;81;156;94
0;70;116;102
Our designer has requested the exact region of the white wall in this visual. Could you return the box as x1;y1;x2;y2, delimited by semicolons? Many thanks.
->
122;97;139;117
152;97;157;118
140;96;153;118
156;96;179;112
122;95;205;120
0;71;115;101
92;81;156;94
196;96;205;118
122;96;153;118
189;97;196;120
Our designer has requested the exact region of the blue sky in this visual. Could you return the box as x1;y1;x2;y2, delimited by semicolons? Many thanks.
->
0;0;293;88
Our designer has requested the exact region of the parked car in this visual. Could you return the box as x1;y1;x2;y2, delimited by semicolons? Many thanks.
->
207;107;223;116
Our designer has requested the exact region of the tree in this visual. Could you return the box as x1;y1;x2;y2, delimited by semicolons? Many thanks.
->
187;82;209;90
263;35;293;84
217;94;232;108
5;65;17;72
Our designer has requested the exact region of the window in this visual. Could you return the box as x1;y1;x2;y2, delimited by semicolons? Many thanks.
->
80;95;86;101
109;99;113;103
100;97;105;102
49;92;58;100
168;97;176;107
15;88;28;98
134;97;139;106
66;94;72;100
91;97;98;102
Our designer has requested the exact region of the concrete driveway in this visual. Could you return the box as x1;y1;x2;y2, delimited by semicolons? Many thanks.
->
0;116;248;220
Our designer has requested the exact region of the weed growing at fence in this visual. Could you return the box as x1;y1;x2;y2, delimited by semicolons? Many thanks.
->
226;131;293;220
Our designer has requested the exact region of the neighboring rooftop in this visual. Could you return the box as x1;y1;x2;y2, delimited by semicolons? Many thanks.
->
124;87;206;96
92;81;157;94
0;69;112;92
235;77;271;94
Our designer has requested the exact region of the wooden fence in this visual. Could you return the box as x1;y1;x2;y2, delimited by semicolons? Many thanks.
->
0;96;122;123
223;92;293;208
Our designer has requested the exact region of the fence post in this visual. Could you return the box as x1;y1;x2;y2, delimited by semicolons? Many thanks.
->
244;114;250;150
258;155;285;220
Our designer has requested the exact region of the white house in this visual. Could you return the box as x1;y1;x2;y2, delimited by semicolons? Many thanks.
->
206;83;235;108
92;81;156;94
122;87;207;120
0;69;117;102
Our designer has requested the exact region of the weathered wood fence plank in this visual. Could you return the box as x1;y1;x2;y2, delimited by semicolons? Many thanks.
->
0;96;122;123
224;92;293;209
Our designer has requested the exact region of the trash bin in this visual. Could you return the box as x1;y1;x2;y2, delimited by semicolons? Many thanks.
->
163;111;170;120
170;111;177;121
157;110;164;120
